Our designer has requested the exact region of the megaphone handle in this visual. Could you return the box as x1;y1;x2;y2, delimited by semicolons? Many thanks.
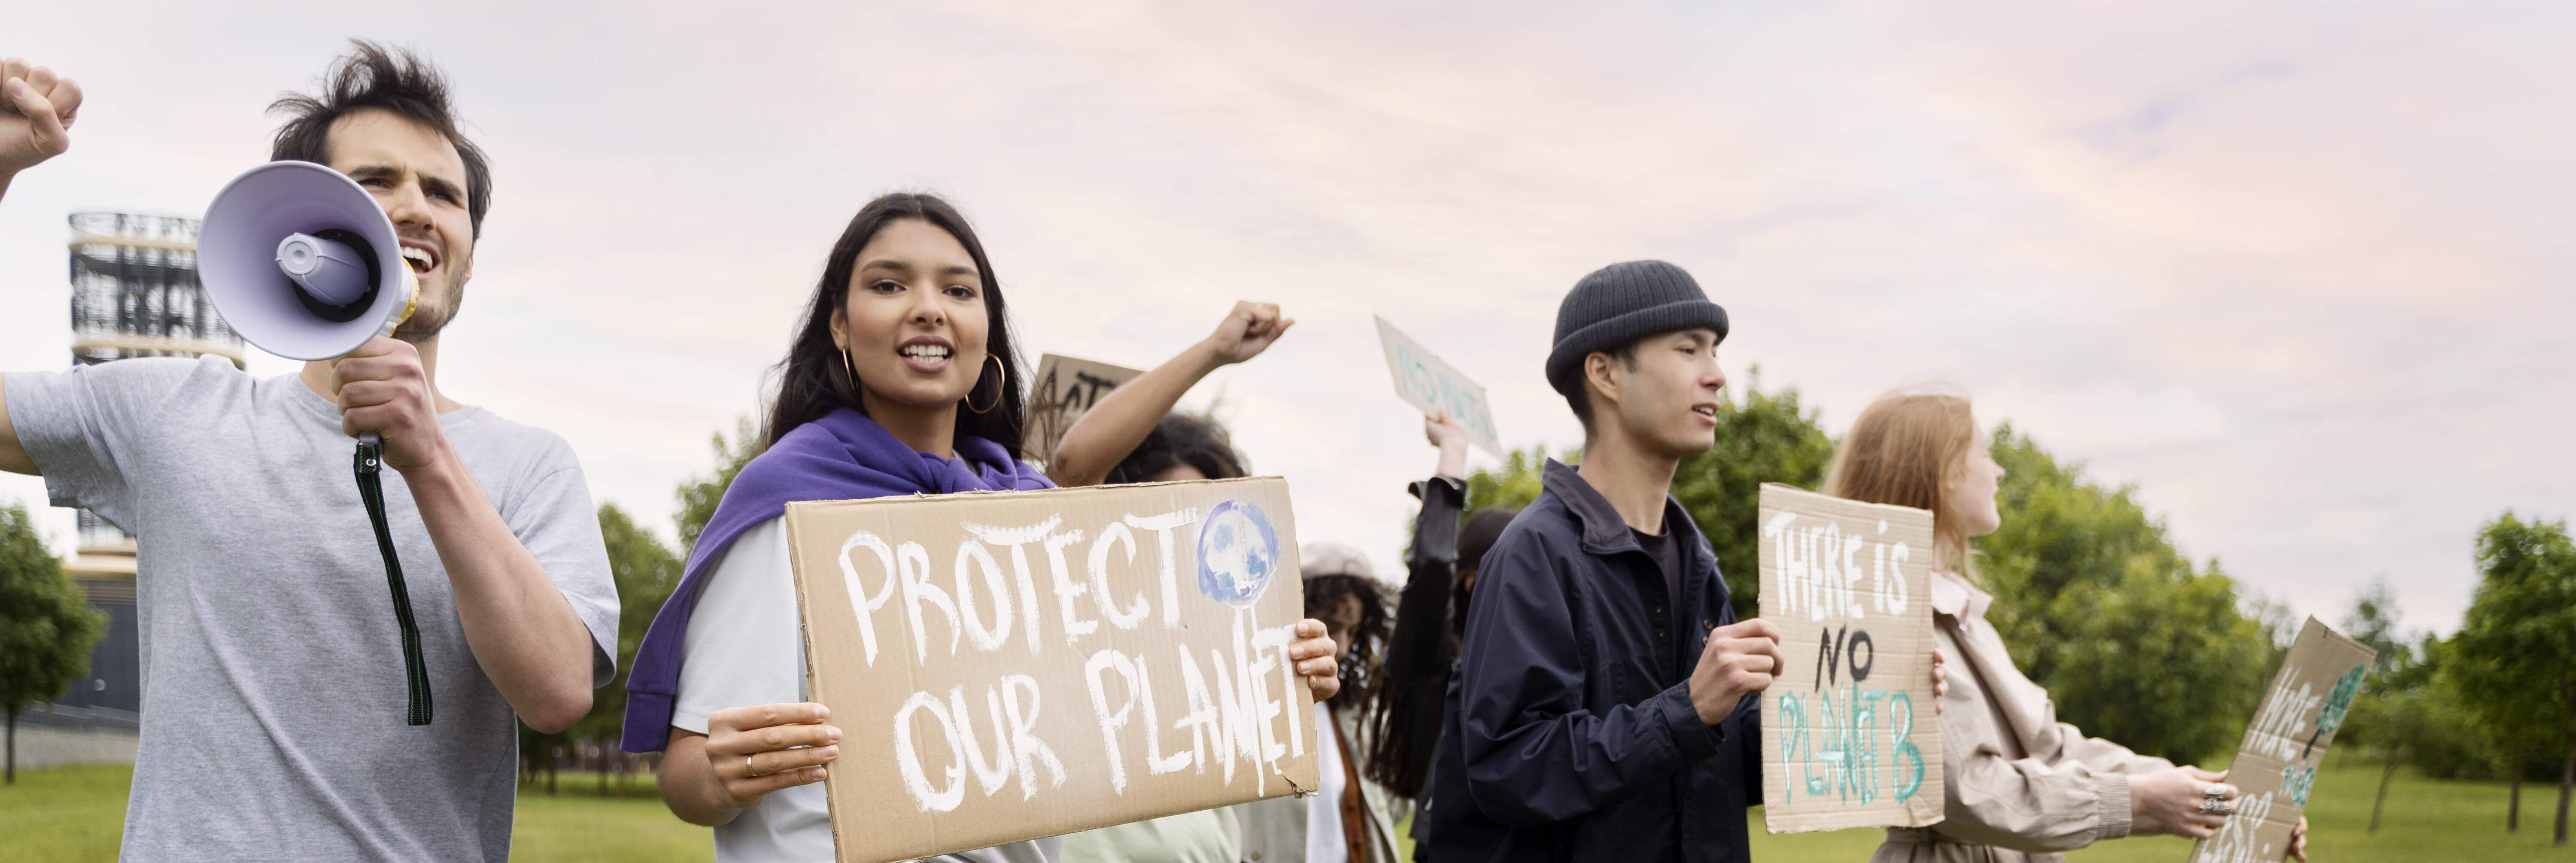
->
352;438;433;726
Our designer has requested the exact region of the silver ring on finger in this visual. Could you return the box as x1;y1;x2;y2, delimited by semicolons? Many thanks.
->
2198;799;2235;816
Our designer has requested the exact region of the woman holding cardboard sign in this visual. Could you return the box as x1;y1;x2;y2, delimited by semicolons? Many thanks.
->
1836;389;2310;863
618;193;1346;863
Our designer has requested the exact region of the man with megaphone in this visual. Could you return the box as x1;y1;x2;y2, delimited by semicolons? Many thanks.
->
0;44;617;863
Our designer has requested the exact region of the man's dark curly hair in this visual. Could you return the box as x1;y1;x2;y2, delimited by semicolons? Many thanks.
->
1106;412;1247;483
268;40;492;238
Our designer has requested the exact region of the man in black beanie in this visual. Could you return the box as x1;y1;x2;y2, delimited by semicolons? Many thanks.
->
1423;260;1784;862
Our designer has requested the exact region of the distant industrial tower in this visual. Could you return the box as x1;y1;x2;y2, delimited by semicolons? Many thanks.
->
54;212;244;720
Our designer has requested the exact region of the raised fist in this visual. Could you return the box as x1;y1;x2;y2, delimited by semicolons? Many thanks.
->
0;58;82;178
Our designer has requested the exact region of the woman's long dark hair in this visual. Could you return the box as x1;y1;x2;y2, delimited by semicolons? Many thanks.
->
766;193;1027;455
1365;504;1519;797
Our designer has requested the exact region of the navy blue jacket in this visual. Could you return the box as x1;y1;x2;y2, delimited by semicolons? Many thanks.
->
1424;460;1760;863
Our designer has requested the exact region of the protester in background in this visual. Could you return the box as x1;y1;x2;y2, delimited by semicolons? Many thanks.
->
1054;304;1290;863
625;193;1346;863
0;47;619;863
1230;542;1407;863
1424;260;1789;863
1364;411;1521;860
1842;389;2310;863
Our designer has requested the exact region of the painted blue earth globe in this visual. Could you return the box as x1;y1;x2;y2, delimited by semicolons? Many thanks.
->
1197;503;1276;607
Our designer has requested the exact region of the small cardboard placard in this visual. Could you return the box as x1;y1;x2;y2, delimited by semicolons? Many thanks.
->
2189;617;2373;863
1372;316;1505;458
1756;483;1945;833
1027;353;1146;463
784;477;1321;863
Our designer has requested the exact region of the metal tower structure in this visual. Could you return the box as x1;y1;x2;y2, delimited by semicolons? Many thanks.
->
51;212;245;720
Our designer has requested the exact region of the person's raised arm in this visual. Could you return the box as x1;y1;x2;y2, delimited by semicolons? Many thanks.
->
0;58;81;205
1045;301;1293;487
1364;412;1471;793
1;59;85;474
1385;413;1470;681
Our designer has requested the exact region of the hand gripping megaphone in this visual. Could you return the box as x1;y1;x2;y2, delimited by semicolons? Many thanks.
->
200;160;433;726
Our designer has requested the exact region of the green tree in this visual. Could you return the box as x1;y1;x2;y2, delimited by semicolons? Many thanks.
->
2336;578;2443;833
1975;424;2272;764
578;503;683;741
1466;377;1834;620
2343;577;2412;677
678;417;769;550
0;503;106;784
521;416;755;793
2448;512;2576;844
1464;445;1557;514
544;503;686;794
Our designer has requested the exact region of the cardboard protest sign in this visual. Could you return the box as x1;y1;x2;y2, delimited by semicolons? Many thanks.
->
1372;316;1505;458
1756;483;1944;833
2190;618;2373;863
784;477;1321;863
1027;353;1146;462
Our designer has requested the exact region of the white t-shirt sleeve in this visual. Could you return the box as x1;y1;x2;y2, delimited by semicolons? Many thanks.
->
673;518;805;735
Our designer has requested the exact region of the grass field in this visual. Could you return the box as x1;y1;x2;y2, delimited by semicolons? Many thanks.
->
4;760;2571;861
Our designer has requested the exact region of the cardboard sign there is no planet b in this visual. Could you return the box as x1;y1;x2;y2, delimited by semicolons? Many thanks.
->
1372;316;1505;458
1756;483;1945;833
2189;618;2374;863
1027;353;1145;463
784;477;1321;863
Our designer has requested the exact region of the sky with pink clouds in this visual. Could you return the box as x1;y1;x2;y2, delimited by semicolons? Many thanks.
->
2;1;2567;637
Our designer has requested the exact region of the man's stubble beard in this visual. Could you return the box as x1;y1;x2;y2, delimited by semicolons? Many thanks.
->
393;259;469;344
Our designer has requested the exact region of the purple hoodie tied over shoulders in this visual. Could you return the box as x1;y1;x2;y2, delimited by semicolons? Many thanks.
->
621;407;1054;753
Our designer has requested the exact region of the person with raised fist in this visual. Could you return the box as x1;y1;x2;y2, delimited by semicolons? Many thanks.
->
0;57;79;202
0;45;617;863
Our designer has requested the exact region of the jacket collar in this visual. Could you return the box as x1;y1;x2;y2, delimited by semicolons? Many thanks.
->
1541;459;1701;556
1929;569;1991;625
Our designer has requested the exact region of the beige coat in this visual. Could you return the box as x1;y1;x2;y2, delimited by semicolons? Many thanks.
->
1868;572;2173;863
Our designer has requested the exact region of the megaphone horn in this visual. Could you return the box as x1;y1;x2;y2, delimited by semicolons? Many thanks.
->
200;160;418;361
197;160;434;727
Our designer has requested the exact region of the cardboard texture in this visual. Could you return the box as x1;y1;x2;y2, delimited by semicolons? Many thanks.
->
1026;353;1145;463
784;477;1322;863
1756;483;1945;833
1371;316;1506;458
2189;618;2374;863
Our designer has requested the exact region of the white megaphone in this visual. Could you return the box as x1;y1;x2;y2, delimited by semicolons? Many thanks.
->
200;160;418;362
198;160;436;726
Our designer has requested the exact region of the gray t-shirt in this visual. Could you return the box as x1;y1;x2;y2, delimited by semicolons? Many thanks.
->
6;356;619;862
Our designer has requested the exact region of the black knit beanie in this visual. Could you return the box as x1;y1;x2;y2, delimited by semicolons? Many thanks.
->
1544;260;1729;399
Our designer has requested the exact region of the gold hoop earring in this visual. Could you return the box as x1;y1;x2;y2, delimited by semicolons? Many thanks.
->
840;345;860;403
966;355;1007;414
